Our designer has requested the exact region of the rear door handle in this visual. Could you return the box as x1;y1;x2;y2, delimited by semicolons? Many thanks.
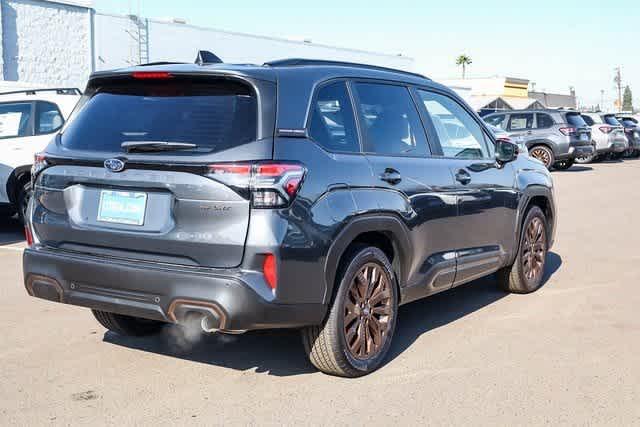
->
379;168;402;185
455;169;472;185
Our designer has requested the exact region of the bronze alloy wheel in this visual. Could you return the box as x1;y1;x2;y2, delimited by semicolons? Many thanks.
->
530;147;551;167
522;217;547;283
343;263;392;360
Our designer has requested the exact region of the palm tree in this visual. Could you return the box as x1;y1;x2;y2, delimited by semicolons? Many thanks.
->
456;55;473;79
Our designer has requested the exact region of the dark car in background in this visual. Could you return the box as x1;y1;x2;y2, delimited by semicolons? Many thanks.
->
616;115;640;158
483;109;594;170
23;57;556;377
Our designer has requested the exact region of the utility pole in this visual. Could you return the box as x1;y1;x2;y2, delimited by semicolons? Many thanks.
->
600;90;604;111
614;67;622;112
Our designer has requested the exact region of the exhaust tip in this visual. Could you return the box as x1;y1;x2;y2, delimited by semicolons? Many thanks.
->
25;274;63;302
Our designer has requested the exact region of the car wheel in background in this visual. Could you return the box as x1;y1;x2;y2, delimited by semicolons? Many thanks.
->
623;148;635;158
529;145;555;170
496;206;548;294
553;159;575;170
17;181;32;224
301;245;398;377
609;152;624;160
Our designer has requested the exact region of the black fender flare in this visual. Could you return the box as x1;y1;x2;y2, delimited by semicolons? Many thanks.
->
323;214;413;304
511;185;555;263
6;165;31;205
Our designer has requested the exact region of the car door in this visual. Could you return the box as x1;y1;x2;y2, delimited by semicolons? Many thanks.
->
416;89;518;287
351;81;459;298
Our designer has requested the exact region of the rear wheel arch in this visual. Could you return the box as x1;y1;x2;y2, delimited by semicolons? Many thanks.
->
512;190;554;263
6;165;31;205
323;215;412;305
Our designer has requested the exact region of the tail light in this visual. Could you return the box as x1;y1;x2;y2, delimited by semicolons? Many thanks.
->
207;162;305;208
24;226;34;247
132;71;173;80
559;127;576;136
31;153;48;187
599;126;614;134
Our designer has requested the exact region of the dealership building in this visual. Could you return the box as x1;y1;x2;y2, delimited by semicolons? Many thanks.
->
0;0;414;91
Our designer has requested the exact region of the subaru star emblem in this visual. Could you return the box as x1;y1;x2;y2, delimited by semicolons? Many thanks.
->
104;158;125;172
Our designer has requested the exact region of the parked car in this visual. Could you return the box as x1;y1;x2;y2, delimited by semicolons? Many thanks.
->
486;124;529;157
483;109;594;170
616;115;640;158
23;57;556;377
578;113;627;163
0;88;81;221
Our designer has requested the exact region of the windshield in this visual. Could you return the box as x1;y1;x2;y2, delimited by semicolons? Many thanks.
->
60;79;257;154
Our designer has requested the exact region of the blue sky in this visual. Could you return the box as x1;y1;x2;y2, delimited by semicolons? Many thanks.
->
95;0;640;109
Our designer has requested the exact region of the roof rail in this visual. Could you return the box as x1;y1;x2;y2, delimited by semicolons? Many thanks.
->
0;88;82;96
264;58;429;80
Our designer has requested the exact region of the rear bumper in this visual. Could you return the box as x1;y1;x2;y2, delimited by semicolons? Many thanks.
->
564;144;595;160
23;247;326;331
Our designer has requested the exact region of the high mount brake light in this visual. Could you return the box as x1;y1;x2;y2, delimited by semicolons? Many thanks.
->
559;127;577;136
131;72;173;80
207;162;305;208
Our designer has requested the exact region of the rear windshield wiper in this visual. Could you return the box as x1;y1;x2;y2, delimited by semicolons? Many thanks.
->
121;141;199;153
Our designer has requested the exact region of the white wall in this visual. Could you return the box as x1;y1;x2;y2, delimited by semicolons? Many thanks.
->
1;0;92;88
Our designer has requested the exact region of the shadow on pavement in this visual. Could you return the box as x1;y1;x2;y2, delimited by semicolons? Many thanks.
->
0;216;24;246
104;252;562;377
554;166;593;173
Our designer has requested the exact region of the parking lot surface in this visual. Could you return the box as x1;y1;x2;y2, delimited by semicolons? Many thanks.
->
1;160;639;426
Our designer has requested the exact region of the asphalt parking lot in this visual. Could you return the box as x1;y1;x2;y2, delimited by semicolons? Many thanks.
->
1;159;639;426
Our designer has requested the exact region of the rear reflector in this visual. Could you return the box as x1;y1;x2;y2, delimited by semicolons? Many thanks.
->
263;254;277;290
132;72;173;80
24;226;34;247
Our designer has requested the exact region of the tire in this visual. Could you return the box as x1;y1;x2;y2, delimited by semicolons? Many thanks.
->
609;152;624;160
574;153;594;164
529;145;555;170
301;246;398;377
623;148;635;158
16;181;32;224
92;310;165;336
496;206;548;294
553;159;574;170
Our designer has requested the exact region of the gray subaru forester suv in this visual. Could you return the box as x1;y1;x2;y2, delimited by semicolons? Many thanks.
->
483;109;594;170
24;57;556;377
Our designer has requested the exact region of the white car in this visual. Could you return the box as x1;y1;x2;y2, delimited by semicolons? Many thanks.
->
0;88;81;221
578;112;628;163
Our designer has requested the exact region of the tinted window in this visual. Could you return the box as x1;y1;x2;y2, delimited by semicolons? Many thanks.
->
582;115;594;126
621;118;638;127
508;113;534;131
536;113;554;129
354;83;428;156
566;113;588;127
484;114;506;129
0;102;32;139
418;90;489;159
309;81;359;153
36;101;64;134
61;80;257;153
603;115;621;126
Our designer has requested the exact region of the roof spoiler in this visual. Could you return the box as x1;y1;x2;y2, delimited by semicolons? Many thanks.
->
195;50;223;65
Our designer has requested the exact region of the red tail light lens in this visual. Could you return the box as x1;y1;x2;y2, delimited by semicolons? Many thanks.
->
559;127;577;136
207;162;305;208
263;254;277;290
599;126;614;134
132;72;173;80
31;152;48;187
24;226;34;247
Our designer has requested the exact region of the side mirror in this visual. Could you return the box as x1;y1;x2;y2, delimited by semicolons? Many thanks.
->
495;139;518;163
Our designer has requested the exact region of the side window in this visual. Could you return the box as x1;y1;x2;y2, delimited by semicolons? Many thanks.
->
0;102;33;139
536;113;554;129
353;83;429;156
508;113;534;131
418;90;489;159
308;81;360;153
36;102;64;135
484;114;506;129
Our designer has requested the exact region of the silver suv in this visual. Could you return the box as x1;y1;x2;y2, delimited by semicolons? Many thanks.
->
578;113;627;163
484;109;594;170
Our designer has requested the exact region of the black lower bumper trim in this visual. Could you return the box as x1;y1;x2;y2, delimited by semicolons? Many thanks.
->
23;248;326;331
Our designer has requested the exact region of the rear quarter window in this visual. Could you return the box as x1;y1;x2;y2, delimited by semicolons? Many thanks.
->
60;79;257;154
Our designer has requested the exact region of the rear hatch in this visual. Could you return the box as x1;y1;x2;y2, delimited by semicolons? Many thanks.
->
31;72;275;268
564;112;591;145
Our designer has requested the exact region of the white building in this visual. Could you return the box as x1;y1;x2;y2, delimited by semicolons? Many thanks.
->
1;0;414;90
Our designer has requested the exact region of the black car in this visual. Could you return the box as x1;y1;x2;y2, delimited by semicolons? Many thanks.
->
23;55;557;377
616;115;640;157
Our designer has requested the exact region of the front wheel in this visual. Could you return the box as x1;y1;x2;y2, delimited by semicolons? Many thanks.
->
497;206;549;294
301;246;398;377
553;159;575;170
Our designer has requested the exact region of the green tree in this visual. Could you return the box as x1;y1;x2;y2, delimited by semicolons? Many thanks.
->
456;55;472;79
623;86;633;112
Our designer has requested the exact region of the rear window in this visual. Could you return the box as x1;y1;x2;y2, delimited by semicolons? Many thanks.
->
582;115;594;126
620;118;637;127
60;79;257;154
566;113;588;128
603;115;621;126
